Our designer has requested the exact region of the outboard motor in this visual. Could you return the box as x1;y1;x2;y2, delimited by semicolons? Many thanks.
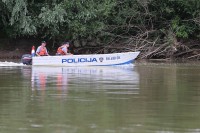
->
21;54;32;65
21;46;35;65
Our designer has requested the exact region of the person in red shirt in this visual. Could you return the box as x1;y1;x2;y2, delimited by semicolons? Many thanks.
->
36;41;49;56
56;42;72;55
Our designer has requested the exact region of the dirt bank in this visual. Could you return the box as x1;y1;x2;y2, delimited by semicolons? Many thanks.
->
1;38;200;60
0;38;41;59
0;49;27;59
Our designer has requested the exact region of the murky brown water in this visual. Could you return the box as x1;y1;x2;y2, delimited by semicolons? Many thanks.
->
0;62;200;133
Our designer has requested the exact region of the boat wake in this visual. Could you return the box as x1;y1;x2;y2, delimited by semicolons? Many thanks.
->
0;61;24;66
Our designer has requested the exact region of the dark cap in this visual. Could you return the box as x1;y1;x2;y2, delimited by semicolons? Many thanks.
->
63;42;69;45
41;41;46;44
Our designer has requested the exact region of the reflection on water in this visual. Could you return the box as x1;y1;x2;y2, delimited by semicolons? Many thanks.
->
26;66;140;133
2;62;200;133
31;66;139;99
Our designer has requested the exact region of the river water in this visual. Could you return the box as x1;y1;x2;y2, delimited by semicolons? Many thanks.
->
0;61;200;133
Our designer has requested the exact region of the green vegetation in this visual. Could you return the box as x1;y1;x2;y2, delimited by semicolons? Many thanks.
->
0;0;200;59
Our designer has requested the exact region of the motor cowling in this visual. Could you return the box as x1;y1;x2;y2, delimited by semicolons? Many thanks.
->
21;54;32;65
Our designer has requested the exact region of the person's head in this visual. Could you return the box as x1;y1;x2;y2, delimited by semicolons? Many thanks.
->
62;42;69;47
41;41;46;47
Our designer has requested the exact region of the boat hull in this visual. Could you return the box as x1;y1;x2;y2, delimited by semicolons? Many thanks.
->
32;52;140;66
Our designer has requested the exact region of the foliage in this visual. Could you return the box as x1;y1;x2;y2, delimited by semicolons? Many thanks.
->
0;0;200;51
148;0;200;38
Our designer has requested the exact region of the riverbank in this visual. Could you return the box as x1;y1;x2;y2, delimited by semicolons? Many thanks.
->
0;49;26;59
0;38;37;59
0;38;200;60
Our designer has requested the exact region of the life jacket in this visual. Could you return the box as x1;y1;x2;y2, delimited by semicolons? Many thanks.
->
57;47;65;55
38;47;47;56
